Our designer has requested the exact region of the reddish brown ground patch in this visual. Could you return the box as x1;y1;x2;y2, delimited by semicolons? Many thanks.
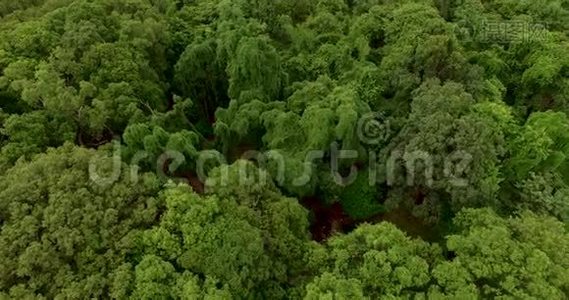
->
301;196;355;242
301;195;438;242
371;208;437;241
184;172;205;194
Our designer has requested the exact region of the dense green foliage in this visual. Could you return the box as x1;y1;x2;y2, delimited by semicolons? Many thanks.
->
1;0;569;298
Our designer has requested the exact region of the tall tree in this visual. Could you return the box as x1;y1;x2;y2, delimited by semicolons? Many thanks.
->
0;144;162;298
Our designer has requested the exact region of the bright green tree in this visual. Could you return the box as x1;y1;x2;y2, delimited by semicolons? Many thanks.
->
430;208;569;298
0;144;162;299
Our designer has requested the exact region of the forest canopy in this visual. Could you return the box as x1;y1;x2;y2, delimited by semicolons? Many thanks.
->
1;0;569;298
